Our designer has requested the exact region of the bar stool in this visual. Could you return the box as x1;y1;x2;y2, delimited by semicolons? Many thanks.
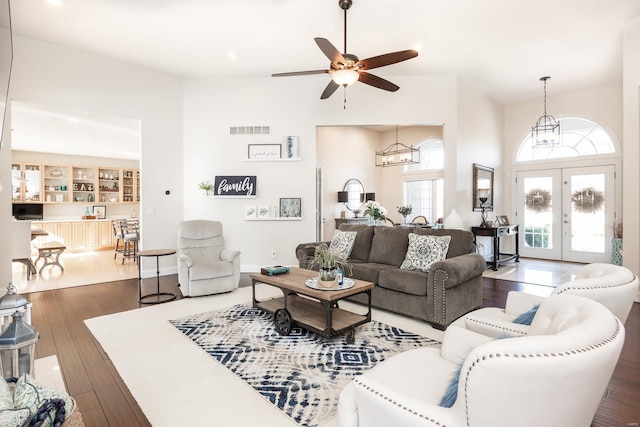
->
112;219;123;259
119;219;139;264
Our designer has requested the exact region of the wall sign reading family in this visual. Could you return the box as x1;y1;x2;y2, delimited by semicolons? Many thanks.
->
214;176;257;196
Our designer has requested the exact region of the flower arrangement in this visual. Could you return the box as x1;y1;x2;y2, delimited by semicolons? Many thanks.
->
364;201;388;221
397;205;412;220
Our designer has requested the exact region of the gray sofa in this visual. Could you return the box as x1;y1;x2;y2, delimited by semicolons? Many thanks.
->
295;224;486;329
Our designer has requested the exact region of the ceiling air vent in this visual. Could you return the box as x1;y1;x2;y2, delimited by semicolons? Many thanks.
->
229;126;270;135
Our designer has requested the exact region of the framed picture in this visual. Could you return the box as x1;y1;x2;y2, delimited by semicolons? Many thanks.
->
248;144;281;160
497;215;509;226
257;205;270;218
93;205;106;219
282;136;299;159
279;198;301;218
245;206;257;219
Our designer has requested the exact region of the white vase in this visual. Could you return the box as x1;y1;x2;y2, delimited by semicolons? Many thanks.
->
444;209;464;230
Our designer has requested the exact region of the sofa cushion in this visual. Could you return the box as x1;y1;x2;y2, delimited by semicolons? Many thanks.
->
414;228;475;258
338;224;374;261
349;262;396;284
378;268;428;296
400;233;451;272
368;226;412;266
329;230;357;261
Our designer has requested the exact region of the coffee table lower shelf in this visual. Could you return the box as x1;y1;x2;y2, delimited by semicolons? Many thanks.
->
255;294;370;343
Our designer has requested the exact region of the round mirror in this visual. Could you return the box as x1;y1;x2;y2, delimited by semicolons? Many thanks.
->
343;178;364;213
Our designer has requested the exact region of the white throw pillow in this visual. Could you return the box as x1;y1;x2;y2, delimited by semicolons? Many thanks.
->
329;230;357;261
400;233;451;272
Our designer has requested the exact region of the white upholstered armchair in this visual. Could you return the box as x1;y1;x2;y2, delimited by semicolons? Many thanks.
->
176;220;241;297
338;294;624;427
455;263;638;338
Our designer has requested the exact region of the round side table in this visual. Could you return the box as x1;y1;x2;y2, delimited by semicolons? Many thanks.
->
138;249;177;304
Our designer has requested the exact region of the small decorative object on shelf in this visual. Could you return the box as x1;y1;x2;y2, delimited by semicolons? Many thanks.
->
477;188;492;227
283;136;299;159
198;180;214;196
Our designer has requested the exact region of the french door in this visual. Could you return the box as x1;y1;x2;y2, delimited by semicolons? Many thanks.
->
515;165;615;263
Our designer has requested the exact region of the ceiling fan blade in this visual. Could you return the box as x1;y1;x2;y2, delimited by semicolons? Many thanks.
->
272;69;330;77
314;37;346;64
358;49;418;71
320;80;340;99
358;72;399;92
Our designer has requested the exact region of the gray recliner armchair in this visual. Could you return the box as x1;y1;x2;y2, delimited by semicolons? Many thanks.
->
176;220;241;297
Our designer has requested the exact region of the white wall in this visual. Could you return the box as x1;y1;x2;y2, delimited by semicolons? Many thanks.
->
623;17;640;277
457;80;505;222
0;36;183;283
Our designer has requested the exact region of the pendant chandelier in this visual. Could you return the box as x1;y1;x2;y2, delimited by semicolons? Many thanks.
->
531;76;560;148
375;126;420;167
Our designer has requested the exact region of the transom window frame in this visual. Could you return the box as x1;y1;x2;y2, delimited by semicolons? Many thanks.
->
515;116;620;164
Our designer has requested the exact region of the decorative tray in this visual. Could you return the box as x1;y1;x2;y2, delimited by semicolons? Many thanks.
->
305;277;355;291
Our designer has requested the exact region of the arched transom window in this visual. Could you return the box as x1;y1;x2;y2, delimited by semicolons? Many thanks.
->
517;117;616;162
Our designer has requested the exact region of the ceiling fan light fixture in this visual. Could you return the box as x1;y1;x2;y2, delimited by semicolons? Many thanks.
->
332;69;359;87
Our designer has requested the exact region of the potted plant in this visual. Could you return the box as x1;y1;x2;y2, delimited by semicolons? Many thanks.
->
307;243;352;287
198;180;214;196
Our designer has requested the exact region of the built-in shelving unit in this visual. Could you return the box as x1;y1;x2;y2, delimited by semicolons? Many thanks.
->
12;162;139;205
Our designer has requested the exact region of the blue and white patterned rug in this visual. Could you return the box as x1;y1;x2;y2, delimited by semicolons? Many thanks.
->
170;304;439;427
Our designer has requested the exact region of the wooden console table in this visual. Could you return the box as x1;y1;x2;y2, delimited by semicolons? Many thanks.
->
471;225;520;271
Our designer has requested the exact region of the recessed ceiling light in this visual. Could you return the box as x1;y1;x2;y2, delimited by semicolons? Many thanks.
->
227;51;238;60
67;117;79;123
48;0;63;5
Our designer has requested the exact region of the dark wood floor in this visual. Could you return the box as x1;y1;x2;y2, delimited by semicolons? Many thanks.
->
26;274;639;426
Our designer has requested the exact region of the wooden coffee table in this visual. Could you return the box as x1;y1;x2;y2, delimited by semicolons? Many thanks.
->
250;267;373;343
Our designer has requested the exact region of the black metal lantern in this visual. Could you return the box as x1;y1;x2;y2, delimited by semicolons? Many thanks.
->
0;311;39;378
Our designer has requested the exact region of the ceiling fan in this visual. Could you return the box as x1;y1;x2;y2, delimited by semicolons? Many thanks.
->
272;0;418;101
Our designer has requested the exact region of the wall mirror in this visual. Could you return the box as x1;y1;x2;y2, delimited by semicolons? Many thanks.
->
343;178;364;214
473;164;494;211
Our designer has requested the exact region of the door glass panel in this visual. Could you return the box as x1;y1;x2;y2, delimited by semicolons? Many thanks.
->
569;173;605;253
523;176;553;250
24;164;41;202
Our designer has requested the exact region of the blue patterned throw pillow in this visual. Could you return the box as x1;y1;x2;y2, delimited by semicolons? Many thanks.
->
329;230;357;261
513;304;540;325
400;233;451;272
439;361;463;408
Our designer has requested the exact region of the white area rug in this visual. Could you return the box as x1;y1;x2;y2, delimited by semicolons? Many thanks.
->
85;285;444;427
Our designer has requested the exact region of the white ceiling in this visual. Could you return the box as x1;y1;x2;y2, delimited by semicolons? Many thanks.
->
8;0;640;157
